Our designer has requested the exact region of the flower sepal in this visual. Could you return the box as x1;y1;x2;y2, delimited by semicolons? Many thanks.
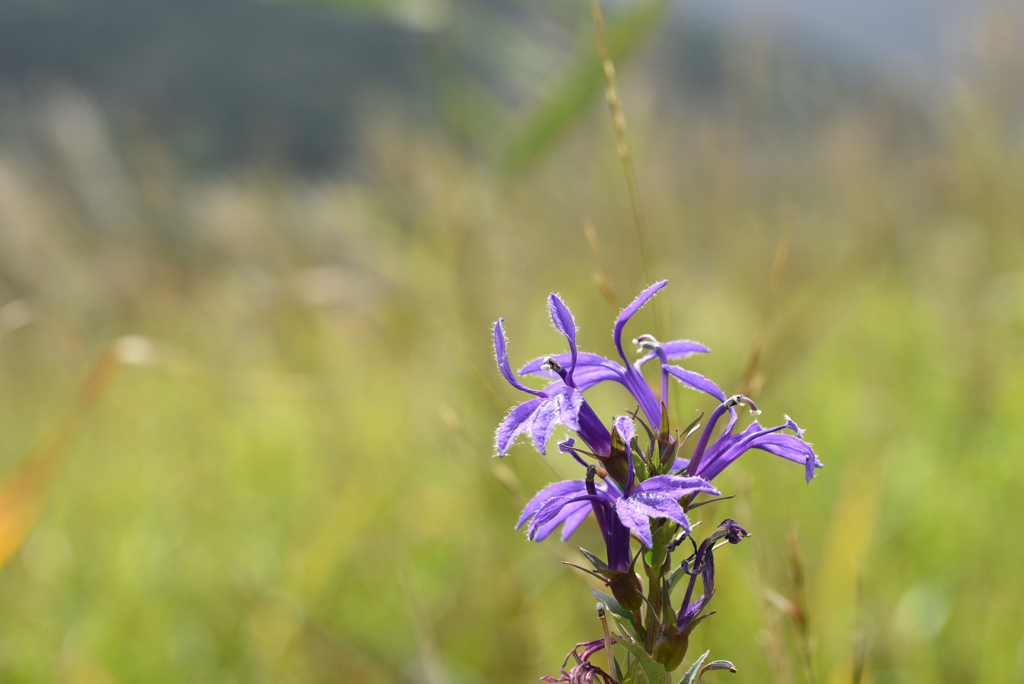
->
651;619;693;673
577;545;645;615
605;421;635;487
679;650;738;684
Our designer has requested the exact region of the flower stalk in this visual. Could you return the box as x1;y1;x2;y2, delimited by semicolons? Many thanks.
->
492;283;821;681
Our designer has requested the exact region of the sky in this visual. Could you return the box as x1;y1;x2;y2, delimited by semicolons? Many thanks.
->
678;0;1016;86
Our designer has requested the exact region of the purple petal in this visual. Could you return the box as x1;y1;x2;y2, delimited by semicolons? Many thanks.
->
613;281;669;360
565;366;627;392
540;366;628;397
576;401;614;457
616;492;692;546
558;387;583;432
631;475;719;500
495;398;543;455
671;457;690;472
532;500;592;542
520;352;623;377
613;498;654;547
623;493;691;530
559;438;590;468
784;414;807;439
697;419;756;471
559;502;596;541
664;365;727;402
700;419;819;482
749;433;816;465
529;494;603;540
530;397;561;454
548;294;577;342
751;433;821;483
603;478;624;500
678;596;705;629
548;294;578;381
494;319;544;397
637;339;711;366
613;415;635;445
611;281;670;428
516;480;588;529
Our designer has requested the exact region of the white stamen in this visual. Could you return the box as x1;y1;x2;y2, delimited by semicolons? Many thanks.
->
632;333;660;354
540;356;562;372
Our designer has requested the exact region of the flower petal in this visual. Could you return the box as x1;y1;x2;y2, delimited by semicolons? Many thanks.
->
495;397;542;455
637;339;711;366
616;492;692;546
494;319;544;397
532;500;593;542
622;492;692;530
576;401;614;457
613;415;635;445
751;433;821;483
559;501;596;541
516;480;587;529
558;387;583;432
613;280;669;360
664;365;727;402
613;498;654;548
540;367;628;395
520;352;623;377
530;397;561;454
612;282;668;426
670;456;690;472
631;474;719;500
529;494;603;540
699;419;819;482
548;294;578;381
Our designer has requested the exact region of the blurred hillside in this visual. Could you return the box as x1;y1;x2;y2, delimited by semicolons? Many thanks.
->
0;0;959;174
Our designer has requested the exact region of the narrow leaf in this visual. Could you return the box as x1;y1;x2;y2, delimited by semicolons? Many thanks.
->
679;651;710;684
696;660;738;684
615;634;671;684
580;546;610;572
686;495;735;511
592;589;641;643
499;0;671;175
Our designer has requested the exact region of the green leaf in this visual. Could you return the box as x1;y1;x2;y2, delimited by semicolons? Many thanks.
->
667;563;687;594
679;651;710;684
579;546;610;571
613;654;625;682
615;635;671;684
696;660;738;684
498;0;671;175
677;413;704;448
686;494;736;511
592;589;641;643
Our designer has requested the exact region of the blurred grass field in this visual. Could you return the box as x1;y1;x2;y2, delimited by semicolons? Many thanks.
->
1;17;1023;683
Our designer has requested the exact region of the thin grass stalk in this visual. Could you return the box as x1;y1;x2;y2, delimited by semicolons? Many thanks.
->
588;0;663;336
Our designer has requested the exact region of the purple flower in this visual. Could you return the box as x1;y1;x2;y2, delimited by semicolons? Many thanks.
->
541;638;619;684
493;296;613;456
519;281;724;430
683;395;823;484
524;459;719;549
515;477;622;544
493;317;588;455
649;519;750;670
675;519;749;634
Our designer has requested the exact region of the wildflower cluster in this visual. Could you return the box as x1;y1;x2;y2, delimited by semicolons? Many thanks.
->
492;281;821;683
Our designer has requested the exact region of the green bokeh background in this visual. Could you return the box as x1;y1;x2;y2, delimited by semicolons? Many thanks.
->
1;3;1023;683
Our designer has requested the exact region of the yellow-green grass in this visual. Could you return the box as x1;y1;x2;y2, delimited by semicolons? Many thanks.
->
0;66;1022;684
